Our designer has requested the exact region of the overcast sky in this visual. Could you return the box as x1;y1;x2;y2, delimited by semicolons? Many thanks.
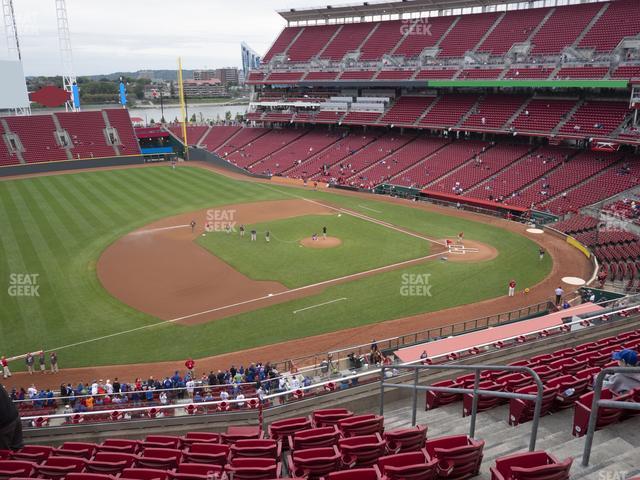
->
0;0;328;76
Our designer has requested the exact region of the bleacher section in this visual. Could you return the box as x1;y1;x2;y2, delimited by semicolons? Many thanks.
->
0;109;140;167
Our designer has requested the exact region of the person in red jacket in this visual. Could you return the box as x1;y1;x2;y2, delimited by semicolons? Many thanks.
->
508;279;516;297
185;358;195;377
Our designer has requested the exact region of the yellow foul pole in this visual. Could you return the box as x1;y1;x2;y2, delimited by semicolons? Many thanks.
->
177;56;189;161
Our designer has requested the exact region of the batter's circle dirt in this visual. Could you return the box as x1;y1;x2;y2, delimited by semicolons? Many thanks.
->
438;239;498;263
300;236;342;248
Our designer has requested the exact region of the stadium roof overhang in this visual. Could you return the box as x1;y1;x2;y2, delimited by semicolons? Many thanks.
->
279;0;522;22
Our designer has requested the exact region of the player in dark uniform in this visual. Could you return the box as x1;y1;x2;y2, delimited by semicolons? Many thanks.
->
190;220;196;233
322;226;327;239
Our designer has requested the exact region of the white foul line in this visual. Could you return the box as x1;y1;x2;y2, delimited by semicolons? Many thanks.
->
129;224;190;235
293;297;348;314
358;204;382;213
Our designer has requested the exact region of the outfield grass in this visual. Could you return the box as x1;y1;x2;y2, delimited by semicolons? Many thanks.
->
0;166;551;369
198;214;429;288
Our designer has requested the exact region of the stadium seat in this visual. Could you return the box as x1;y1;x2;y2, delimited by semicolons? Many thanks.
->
35;456;88;480
229;439;282;460
424;435;484;480
490;451;572;480
141;435;181;450
182;443;229;465
311;408;354;427
180;432;221;448
86;452;138;474
426;380;462;410
339;433;386;467
268;417;313;443
98;439;141;454
546;375;589;410
168;463;223;480
378;451;438;480
324;466;382;479
572;389;635;436
0;460;37;479
288;446;342;479
337;414;384;437
120;467;171;480
54;442;98;459
508;385;558;426
222;425;263;444
462;381;503;416
288;426;341;450
223;457;281;480
136;448;182;470
10;445;53;463
66;474;116;480
383;425;428;454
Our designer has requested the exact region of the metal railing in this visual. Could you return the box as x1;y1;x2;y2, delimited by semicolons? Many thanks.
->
379;364;545;451
582;366;640;466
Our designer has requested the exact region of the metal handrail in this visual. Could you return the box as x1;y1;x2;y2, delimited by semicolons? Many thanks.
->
581;366;640;466
379;364;545;451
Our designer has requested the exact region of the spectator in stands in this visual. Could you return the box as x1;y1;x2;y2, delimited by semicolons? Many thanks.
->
603;349;640;394
0;384;22;450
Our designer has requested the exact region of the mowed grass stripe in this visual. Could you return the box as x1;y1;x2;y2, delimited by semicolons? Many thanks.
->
64;174;128;228
47;175;109;232
0;183;52;346
30;177;86;249
8;181;72;338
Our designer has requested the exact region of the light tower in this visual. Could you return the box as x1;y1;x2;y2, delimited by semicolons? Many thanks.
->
2;0;21;60
55;0;78;111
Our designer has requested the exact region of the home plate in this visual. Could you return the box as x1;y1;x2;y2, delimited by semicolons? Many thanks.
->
562;276;586;286
526;228;544;234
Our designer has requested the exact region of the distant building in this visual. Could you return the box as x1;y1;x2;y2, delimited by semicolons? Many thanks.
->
193;70;217;81
241;42;261;84
143;81;172;100
182;79;229;98
215;68;239;85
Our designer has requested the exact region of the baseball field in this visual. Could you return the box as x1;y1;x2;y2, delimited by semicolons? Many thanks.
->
0;163;572;371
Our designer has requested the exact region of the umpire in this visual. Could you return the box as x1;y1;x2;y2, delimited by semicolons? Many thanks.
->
0;383;23;450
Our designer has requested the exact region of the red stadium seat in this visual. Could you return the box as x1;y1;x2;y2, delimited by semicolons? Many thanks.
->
223;457;281;480
136;448;182;470
490;451;572;480
338;414;384;437
35;456;88;480
426;380;462;410
98;439;141;454
288;427;341;450
572;389;634;436
11;445;53;463
339;433;386;467
222;425;262;444
141;435;181;450
324;466;382;479
66;474;116;480
229;439;281;460
180;432;221;448
120;468;171;480
462;381;503;416
311;408;354;427
268;417;313;443
496;373;532;393
546;375;589;410
182;443;229;465
54;442;98;459
288;446;342;479
169;463;223;480
383;425;428;454
86;452;138;474
0;460;37;479
509;385;558;426
424;435;484;480
378;451;438;480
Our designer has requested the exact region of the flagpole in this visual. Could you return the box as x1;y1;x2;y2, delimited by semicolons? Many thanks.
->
177;56;189;161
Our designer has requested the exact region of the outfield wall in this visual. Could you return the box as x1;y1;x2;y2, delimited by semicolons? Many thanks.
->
0;155;146;178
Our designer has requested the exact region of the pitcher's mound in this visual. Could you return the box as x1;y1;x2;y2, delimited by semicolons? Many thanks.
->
300;236;342;249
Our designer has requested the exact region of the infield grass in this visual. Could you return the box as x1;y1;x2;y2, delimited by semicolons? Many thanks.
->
197;213;430;288
0;165;552;368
